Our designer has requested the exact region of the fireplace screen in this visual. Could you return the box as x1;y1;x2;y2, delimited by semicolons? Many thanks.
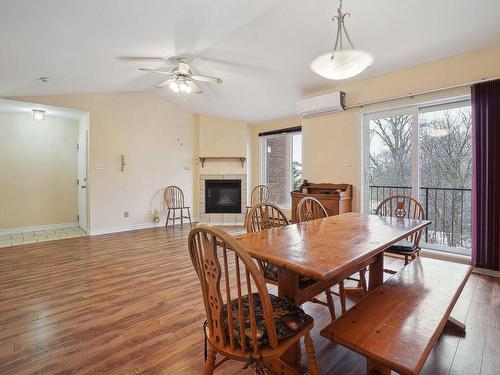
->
205;180;242;213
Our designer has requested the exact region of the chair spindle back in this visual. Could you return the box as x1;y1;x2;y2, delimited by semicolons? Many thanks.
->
245;203;289;233
375;195;426;246
296;197;328;222
164;186;185;209
188;226;278;356
250;185;270;206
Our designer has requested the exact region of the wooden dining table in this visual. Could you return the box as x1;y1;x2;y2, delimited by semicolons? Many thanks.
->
235;212;431;374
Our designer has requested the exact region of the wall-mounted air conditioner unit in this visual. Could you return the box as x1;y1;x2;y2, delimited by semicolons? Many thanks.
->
296;91;346;118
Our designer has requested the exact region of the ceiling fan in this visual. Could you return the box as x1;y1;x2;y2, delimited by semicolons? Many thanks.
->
138;56;222;94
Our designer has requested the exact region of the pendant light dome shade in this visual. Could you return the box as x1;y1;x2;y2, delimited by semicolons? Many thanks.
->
310;50;373;80
311;0;373;80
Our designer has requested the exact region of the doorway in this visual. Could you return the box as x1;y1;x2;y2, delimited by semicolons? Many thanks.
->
0;99;90;247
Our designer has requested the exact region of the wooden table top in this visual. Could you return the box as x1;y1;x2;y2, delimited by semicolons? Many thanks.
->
235;212;431;281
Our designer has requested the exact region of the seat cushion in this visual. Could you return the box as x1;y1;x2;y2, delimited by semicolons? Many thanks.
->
222;293;306;348
263;263;280;281
264;263;316;287
386;239;417;253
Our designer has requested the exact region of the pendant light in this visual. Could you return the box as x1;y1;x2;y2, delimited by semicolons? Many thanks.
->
310;0;373;80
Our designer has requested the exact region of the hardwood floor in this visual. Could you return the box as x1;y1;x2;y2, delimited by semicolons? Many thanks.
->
0;226;498;374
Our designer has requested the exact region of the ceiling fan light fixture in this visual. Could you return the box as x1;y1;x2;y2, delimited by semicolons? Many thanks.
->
169;81;180;93
311;0;373;80
179;81;191;94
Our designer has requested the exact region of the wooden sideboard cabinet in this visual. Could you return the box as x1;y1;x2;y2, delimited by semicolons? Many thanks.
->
291;183;352;222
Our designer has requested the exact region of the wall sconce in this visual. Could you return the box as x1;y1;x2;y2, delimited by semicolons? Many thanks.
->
121;154;126;172
32;109;45;121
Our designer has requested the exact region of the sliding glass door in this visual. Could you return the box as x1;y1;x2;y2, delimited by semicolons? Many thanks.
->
363;99;472;255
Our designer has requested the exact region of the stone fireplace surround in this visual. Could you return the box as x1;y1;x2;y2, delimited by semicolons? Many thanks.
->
199;174;247;223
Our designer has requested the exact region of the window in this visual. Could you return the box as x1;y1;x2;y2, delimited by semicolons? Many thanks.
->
261;131;302;208
363;99;472;255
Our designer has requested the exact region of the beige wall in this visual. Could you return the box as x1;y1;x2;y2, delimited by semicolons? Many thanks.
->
251;44;500;212
10;92;196;233
0;112;79;229
194;114;250;215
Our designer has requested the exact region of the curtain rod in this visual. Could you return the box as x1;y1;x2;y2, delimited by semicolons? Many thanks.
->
345;76;500;110
258;125;302;137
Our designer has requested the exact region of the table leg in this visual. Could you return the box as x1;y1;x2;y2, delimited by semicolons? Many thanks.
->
445;316;466;336
276;268;302;370
368;252;384;291
367;358;391;375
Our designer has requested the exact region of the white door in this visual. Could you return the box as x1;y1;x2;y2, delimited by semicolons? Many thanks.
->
77;129;88;231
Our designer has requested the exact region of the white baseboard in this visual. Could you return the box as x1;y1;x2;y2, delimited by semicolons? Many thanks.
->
414;249;499;278
420;248;471;265
473;267;500;278
89;218;191;236
0;222;79;235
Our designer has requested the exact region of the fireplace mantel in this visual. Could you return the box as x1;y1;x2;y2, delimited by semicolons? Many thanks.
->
199;156;246;168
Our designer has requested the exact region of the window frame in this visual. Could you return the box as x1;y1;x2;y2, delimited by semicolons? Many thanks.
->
260;131;302;209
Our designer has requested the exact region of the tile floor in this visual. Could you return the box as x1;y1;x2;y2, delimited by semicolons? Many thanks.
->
0;226;87;248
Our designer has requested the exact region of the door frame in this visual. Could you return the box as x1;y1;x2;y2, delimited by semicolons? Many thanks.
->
77;114;90;233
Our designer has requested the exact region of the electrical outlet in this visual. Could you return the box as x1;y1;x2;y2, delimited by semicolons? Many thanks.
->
123;210;129;218
96;163;105;170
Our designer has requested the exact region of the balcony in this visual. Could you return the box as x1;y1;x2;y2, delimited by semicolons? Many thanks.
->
369;185;472;256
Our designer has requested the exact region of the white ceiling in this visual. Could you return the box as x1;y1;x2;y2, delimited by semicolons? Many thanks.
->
0;0;499;123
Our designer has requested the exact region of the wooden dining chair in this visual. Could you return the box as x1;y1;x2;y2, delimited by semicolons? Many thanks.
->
296;196;366;316
244;202;289;288
245;202;289;234
375;195;426;273
244;185;270;220
164;186;192;229
189;225;319;375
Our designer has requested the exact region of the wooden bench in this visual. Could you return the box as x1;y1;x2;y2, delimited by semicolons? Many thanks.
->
320;257;472;375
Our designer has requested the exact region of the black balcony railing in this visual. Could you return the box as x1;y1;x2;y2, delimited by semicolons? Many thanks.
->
369;185;472;252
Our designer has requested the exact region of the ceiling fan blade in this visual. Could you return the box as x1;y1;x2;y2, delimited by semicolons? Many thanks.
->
156;79;175;88
138;68;175;76
187;80;203;94
120;56;167;62
191;75;223;84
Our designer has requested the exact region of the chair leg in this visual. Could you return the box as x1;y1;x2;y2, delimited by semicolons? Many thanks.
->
325;289;336;321
404;255;409;265
304;332;320;375
339;281;347;314
165;209;171;228
187;208;192;228
180;208;183;228
171;208;176;230
204;344;216;375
